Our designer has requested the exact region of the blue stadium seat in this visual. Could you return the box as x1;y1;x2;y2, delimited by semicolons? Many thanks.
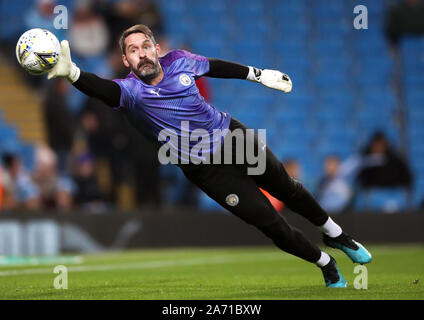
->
232;1;265;18
404;74;424;87
321;126;355;143
315;108;350;123
315;20;350;35
355;72;391;88
199;192;226;212
353;37;388;54
280;91;313;108
401;36;424;53
410;144;424;160
276;58;311;77
273;1;306;17
0;125;18;143
313;72;349;90
412;178;424;207
407;109;424;125
313;37;347;53
408;126;424;142
19;143;35;171
275;108;308;124
316;140;354;160
316;55;351;71
406;89;424;108
321;90;355;107
274;143;311;161
354;188;409;213
273;39;309;54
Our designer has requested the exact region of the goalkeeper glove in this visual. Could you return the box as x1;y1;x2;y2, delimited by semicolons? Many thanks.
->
47;40;80;83
247;66;292;93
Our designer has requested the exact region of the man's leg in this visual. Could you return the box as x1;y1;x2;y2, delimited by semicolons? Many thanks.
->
255;136;371;264
229;118;372;265
180;162;347;287
229;118;331;227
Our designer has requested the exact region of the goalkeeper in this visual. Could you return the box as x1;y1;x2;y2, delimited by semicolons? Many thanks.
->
48;24;371;288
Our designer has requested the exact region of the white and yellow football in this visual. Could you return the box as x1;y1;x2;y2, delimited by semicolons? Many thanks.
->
16;28;61;76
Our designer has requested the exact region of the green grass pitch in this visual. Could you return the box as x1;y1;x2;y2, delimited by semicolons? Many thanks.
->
0;244;423;300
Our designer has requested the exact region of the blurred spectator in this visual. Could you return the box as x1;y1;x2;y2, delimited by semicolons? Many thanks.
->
93;1;135;51
71;151;106;213
79;106;111;158
357;131;413;189
69;0;110;58
43;79;74;173
78;100;127;196
95;0;163;52
109;45;129;79
1;153;40;210
67;0;112;114
31;145;75;211
158;36;171;56
114;0;163;37
316;155;353;213
130;133;162;207
284;159;301;180
385;0;424;46
77;96;162;209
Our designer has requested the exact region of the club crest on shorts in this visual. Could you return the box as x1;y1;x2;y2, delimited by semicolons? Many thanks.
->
179;73;191;86
225;194;239;206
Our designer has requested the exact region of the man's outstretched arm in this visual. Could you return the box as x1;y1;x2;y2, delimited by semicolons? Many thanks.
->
48;40;121;107
206;58;293;93
73;72;121;107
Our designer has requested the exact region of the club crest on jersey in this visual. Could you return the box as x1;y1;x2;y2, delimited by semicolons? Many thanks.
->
179;73;191;86
225;194;239;206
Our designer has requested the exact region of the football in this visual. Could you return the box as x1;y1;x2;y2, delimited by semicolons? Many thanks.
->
15;28;60;76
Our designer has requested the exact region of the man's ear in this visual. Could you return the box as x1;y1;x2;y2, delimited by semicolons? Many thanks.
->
155;43;161;57
122;54;130;68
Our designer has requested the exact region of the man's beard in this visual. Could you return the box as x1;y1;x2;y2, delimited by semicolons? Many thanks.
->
133;57;161;84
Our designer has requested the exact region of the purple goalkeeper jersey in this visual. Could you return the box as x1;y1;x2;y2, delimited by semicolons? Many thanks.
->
113;49;231;163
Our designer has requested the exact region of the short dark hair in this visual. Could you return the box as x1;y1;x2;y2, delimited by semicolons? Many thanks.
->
119;24;156;54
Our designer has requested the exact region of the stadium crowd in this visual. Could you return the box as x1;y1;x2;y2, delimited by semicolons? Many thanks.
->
0;0;422;213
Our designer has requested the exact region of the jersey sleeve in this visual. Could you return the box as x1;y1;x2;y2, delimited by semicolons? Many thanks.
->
177;50;210;78
112;78;135;111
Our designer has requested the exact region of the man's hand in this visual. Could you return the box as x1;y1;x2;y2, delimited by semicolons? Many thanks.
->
259;69;293;93
247;67;292;93
47;40;80;83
